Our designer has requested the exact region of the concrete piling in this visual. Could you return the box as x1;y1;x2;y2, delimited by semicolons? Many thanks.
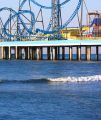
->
62;47;65;60
96;46;99;61
86;46;91;61
69;46;72;61
0;47;3;59
77;46;81;61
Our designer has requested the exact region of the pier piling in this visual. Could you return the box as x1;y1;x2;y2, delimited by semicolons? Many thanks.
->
96;46;99;61
52;47;57;60
62;47;65;60
69;46;72;61
0;47;3;59
47;47;50;60
86;46;91;61
77;46;81;61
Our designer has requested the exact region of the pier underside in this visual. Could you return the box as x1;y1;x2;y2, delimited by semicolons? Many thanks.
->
0;40;101;61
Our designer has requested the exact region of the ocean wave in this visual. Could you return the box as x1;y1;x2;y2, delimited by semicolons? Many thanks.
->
48;75;101;82
0;78;48;84
0;75;101;84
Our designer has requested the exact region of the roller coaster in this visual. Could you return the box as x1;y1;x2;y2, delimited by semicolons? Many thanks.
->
0;0;83;41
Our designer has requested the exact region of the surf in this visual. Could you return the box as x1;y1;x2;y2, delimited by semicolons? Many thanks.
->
48;75;101;82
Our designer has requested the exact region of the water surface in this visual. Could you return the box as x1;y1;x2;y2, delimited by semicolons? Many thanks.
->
0;60;101;120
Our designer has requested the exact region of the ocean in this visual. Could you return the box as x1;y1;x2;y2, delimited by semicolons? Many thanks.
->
0;60;101;120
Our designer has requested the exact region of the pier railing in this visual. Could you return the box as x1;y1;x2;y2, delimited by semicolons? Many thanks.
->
65;36;101;40
1;37;101;42
1;36;101;42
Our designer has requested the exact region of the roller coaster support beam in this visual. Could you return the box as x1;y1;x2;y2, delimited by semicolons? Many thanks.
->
52;0;61;38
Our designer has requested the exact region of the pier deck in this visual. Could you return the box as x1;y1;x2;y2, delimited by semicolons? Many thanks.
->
0;40;101;61
0;40;101;47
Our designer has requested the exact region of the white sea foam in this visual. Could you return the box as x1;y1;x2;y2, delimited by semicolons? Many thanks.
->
48;75;101;82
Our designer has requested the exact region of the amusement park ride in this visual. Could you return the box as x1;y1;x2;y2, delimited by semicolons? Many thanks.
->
0;0;101;41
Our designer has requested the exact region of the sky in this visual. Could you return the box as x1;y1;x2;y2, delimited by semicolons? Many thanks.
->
0;0;101;27
0;0;100;53
0;0;100;10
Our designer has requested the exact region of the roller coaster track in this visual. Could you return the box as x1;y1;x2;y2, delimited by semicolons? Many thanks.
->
0;0;82;40
20;0;71;9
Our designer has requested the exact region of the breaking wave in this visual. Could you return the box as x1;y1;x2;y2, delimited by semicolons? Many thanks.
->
0;75;101;84
48;75;101;82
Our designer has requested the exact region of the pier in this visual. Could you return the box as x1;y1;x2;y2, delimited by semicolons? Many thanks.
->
0;40;101;61
0;0;101;62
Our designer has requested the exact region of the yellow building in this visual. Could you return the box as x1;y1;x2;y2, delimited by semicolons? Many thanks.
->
61;27;89;39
